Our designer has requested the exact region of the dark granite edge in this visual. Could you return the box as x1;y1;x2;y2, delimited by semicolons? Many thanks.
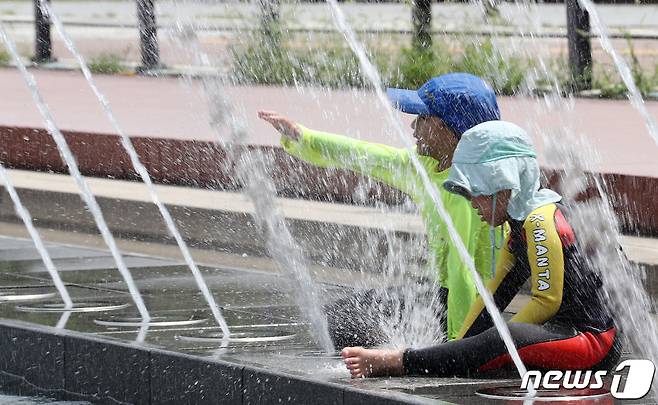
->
0;318;452;405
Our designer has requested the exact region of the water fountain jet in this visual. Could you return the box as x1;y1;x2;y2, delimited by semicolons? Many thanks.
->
477;1;658;400
0;22;148;327
323;0;532;387
34;0;232;337
166;19;335;353
576;0;658;144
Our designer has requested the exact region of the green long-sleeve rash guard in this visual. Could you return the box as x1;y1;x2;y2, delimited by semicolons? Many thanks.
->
281;125;496;340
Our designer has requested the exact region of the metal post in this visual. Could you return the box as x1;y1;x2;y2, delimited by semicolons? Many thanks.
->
483;0;500;21
137;0;159;72
259;0;281;49
33;0;53;63
566;0;592;91
412;0;432;50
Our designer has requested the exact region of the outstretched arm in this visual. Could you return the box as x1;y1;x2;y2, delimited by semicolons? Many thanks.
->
258;110;302;142
258;110;410;189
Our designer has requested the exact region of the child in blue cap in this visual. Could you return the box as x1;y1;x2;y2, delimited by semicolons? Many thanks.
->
259;73;502;345
340;120;619;378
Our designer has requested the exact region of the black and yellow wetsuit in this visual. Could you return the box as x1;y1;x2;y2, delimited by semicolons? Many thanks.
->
402;203;620;376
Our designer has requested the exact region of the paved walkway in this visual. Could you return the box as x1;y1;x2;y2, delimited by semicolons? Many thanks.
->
2;2;658;70
2;1;657;31
1;68;657;177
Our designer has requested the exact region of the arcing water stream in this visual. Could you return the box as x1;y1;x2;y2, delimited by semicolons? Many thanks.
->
542;0;658;389
323;0;532;383
498;0;658;397
0;21;151;332
36;0;230;338
576;0;658;145
0;164;73;310
169;21;335;352
4;0;657;392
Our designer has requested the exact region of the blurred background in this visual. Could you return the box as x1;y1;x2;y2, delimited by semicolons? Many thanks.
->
1;0;656;99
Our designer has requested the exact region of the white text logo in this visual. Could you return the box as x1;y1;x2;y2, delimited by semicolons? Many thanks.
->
520;360;655;399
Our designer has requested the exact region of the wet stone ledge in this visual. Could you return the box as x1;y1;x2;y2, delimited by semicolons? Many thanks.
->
0;184;425;274
0;319;438;405
2;125;658;236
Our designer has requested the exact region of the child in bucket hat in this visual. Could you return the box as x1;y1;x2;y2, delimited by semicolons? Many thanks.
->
259;73;502;345
340;120;619;379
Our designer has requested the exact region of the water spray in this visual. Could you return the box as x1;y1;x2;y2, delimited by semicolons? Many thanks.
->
0;21;151;331
169;19;335;353
576;0;658;144
0;164;73;311
35;0;230;338
324;0;533;388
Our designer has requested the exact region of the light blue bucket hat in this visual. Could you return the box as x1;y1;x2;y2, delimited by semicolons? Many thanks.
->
443;120;562;221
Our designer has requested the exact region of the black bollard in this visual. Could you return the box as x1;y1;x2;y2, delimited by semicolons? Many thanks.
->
566;0;592;91
412;0;432;50
33;0;53;63
137;0;160;72
259;0;281;49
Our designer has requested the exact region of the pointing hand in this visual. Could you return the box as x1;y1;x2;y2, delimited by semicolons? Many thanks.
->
258;110;302;142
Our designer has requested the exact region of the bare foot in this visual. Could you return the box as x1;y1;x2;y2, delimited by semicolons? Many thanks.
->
341;347;404;378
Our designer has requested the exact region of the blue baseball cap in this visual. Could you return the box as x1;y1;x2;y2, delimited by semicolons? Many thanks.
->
387;73;500;136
